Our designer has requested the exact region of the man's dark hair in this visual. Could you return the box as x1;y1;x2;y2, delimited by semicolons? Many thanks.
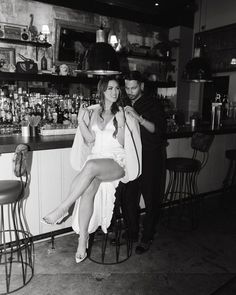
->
124;71;143;83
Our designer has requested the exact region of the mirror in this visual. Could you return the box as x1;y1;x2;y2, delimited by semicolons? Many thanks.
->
55;20;96;67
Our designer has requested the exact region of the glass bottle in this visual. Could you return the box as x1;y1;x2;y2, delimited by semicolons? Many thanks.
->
41;52;48;71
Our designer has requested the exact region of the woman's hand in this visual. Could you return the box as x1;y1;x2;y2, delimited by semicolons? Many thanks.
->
78;103;89;124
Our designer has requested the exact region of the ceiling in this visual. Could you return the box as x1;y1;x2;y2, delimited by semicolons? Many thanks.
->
34;0;197;28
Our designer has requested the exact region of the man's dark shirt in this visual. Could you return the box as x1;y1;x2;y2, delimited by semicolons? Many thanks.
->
133;95;167;151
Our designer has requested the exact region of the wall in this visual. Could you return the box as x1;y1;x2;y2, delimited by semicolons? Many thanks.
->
0;0;167;77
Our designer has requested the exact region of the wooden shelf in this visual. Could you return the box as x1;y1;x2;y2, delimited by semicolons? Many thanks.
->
118;52;175;62
0;38;52;48
0;72;98;84
0;72;175;88
145;80;176;87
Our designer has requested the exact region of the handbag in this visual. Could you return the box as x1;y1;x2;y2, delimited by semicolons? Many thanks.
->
16;54;38;74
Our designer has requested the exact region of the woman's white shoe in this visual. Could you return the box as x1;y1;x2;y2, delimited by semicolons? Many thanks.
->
75;251;87;263
75;236;89;264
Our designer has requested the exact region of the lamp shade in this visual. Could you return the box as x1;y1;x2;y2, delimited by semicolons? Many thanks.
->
41;25;50;35
182;48;212;82
83;42;121;75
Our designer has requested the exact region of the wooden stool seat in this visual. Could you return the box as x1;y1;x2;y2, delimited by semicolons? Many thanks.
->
0;180;22;204
166;157;201;173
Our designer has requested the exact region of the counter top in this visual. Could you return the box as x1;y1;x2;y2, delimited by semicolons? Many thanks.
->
1;124;236;154
0;134;74;153
165;124;236;139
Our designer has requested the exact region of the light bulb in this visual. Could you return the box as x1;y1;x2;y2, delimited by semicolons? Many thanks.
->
109;35;118;48
41;25;50;35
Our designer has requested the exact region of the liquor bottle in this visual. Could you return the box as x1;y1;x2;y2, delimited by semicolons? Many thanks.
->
41;52;48;71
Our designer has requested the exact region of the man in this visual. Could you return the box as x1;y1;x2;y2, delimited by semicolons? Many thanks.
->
123;71;167;254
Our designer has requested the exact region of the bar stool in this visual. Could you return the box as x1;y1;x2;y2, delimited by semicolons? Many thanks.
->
88;184;132;265
162;133;214;231
222;149;236;191
0;144;34;294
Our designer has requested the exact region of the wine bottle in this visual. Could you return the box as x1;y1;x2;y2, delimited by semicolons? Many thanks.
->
41;53;48;71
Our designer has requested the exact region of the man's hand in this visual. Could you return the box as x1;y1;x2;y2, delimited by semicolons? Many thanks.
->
124;106;140;121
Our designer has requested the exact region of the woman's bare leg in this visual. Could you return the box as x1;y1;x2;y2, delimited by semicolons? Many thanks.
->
43;158;125;224
76;178;101;258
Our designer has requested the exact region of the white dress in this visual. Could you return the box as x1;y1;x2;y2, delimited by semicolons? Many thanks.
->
70;106;142;234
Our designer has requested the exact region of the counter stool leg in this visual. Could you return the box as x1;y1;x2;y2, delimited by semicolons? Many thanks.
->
101;233;108;263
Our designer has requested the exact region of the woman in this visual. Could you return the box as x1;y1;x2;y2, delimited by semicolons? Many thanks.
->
42;77;141;263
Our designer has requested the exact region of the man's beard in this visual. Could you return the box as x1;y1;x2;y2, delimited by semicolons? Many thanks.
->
128;95;137;100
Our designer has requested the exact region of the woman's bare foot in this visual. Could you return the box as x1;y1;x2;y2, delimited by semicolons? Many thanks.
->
75;234;89;263
42;207;68;225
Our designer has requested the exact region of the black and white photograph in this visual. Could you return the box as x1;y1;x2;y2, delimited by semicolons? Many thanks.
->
0;1;236;294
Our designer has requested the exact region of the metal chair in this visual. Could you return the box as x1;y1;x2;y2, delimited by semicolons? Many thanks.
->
88;184;132;265
0;144;34;294
162;133;214;231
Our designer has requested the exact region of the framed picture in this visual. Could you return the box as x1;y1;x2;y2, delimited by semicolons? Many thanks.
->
0;47;16;71
54;19;96;67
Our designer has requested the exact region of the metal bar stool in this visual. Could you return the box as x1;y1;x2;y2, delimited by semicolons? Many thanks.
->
88;184;132;265
0;144;34;294
222;149;236;192
162;133;214;231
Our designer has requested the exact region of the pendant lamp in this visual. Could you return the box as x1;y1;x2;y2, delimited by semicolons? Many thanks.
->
182;0;212;83
83;27;121;75
182;47;212;82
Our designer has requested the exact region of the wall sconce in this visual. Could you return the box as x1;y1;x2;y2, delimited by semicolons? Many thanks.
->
230;58;236;65
41;25;50;42
108;29;122;52
108;34;118;48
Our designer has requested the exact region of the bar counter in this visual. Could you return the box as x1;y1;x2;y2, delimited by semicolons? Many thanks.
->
1;124;236;154
0;124;235;238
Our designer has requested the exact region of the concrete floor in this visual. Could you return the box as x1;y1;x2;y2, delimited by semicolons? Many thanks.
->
1;192;236;295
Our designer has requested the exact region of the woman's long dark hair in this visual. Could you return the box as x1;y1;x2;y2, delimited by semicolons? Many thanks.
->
97;76;124;138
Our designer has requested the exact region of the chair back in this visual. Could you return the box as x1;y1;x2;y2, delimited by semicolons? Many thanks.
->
191;133;214;169
191;133;214;152
13;144;29;182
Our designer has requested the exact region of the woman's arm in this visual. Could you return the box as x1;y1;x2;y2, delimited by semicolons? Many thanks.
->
78;103;95;144
115;107;126;146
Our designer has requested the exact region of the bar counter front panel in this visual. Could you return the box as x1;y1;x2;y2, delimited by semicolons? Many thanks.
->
0;126;236;236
